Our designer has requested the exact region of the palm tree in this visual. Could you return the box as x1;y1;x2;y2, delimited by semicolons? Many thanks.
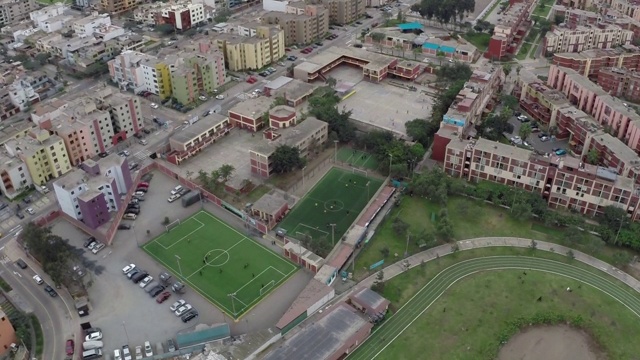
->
413;47;422;60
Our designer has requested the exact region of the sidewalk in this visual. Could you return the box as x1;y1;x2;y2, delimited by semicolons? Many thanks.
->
357;237;640;293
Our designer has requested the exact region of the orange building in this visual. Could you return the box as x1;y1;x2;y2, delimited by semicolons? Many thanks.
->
0;310;18;355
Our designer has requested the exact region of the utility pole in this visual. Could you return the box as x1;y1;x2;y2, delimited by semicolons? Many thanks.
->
405;232;410;258
329;223;337;246
228;292;237;316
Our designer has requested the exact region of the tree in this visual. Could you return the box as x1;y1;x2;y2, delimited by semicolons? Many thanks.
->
326;76;337;88
503;63;512;77
519;123;532;140
156;23;175;35
436;208;454;240
371;270;385;293
370;32;386;52
501;94;519;110
565;226;584;246
405;118;439;147
511;201;532;220
392;217;409;236
214;8;232;23
218;164;235;182
20;223;77;286
271;145;306;174
586;148;600;165
413;47;423;60
554;14;565;25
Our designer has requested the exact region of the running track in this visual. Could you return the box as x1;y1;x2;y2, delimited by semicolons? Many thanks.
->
347;256;640;360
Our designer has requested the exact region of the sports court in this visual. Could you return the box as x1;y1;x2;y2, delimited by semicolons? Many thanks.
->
278;167;384;245
337;148;380;170
143;211;297;319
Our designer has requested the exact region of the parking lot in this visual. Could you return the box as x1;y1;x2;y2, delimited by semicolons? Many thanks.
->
51;170;312;358
508;115;570;155
0;190;52;235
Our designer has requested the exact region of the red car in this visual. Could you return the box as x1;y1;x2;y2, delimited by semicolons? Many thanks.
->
138;182;149;188
66;339;74;355
156;291;171;303
246;76;257;84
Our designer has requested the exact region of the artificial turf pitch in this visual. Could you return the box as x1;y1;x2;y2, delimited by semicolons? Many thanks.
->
336;148;380;170
143;211;297;319
278;167;384;243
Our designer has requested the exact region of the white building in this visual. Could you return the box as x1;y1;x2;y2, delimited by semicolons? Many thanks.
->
107;50;148;91
30;3;68;28
0;155;33;199
39;14;76;33
93;24;125;41
237;23;258;37
53;169;119;221
160;3;205;30
263;0;290;12
73;12;111;37
8;80;39;111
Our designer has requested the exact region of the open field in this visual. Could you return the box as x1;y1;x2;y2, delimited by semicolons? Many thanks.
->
348;248;640;359
278;168;384;243
354;196;624;279
462;32;492;51
144;211;297;318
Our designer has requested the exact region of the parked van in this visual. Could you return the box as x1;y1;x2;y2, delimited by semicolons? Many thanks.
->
82;340;103;350
82;348;103;359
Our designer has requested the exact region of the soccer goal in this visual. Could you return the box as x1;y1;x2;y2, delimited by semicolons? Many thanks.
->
165;219;181;232
352;168;368;177
260;280;275;296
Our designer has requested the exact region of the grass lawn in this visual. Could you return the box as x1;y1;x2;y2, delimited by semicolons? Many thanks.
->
516;42;532;60
278;168;384;243
373;248;640;359
462;32;491;50
532;0;554;19
354;196;620;279
144;211;297;319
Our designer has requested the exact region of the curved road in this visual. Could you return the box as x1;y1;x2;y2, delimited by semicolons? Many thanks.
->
347;256;640;360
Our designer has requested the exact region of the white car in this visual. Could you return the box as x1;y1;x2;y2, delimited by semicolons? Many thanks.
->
122;264;136;274
26;208;35;215
198;95;207;101
150;103;159;109
171;185;183;195
122;150;130;157
122;345;132;360
92;243;105;254
135;346;143;360
215;95;225;100
170;299;186;312
167;194;179;203
85;331;103;341
175;304;192;316
33;275;43;285
139;276;153;288
114;349;122;360
144;341;153;357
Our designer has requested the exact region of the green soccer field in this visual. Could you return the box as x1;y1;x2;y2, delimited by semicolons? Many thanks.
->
143;211;297;319
278;167;384;246
337;148;380;170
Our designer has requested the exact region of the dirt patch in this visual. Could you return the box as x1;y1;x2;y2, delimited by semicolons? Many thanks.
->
497;325;607;360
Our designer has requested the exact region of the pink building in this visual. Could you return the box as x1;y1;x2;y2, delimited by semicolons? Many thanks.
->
548;65;606;114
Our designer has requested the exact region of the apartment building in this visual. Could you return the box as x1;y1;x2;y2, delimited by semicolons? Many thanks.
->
73;13;112;36
166;114;231;165
596;67;640;102
4;129;71;185
605;0;640;21
0;154;33;199
108;50;151;92
486;0;533;60
170;45;227;105
543;24;634;56
322;0;365;25
216;25;285;71
445;137;640;219
7;72;49;111
0;0;39;26
553;46;640;79
160;3;205;30
101;0;139;14
94;87;143;141
30;3;68;30
512;69;570;127
140;56;172;99
48;98;115;164
53;155;132;229
557;0;594;10
250;117;328;177
263;5;329;46
0;89;19;121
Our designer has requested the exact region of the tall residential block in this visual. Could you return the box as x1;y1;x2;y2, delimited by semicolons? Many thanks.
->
543;24;634;55
4;129;72;185
485;0;533;60
217;25;285;71
101;0;139;14
0;0;39;26
263;5;329;46
322;0;365;25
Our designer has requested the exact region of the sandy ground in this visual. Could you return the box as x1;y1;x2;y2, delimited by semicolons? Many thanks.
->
497;325;606;360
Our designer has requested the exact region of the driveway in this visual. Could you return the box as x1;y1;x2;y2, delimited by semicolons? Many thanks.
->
509;116;570;155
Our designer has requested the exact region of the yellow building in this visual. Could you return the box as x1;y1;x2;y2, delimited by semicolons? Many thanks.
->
5;129;72;185
141;57;172;100
217;26;285;71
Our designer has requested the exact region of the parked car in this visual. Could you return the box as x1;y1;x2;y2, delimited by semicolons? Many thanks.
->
66;339;75;355
555;149;567;156
122;264;136;274
144;341;153;356
118;224;131;230
132;272;148;284
167;339;176;352
198;95;207;101
15;259;27;269
215;95;225;100
159;272;172;283
125;208;140;215
127;269;140;279
139;276;153;288
171;185;183;195
85;331;103;342
135;187;147;193
149;285;166;297
83;237;96;248
150;103;159;109
138;182;149;188
170;299;186;312
171;282;185;293
123;213;137;220
540;135;550;142
174;304;192;316
26;208;35;215
44;285;58;297
181;309;199;323
538;132;549;138
156;291;171;303
33;275;43;284
122;345;132;360
135;346;143;360
92;243;105;254
168;194;180;203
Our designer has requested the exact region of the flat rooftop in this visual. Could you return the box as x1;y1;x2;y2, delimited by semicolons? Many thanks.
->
228;97;273;118
265;303;371;360
474;138;533;161
250;117;327;156
170;114;228;145
298;46;395;74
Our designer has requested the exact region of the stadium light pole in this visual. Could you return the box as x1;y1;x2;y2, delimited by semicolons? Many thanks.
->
366;181;370;199
175;255;183;276
329;223;337;246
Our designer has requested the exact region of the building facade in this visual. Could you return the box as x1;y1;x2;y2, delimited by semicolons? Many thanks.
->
73;13;112;36
4;130;72;185
216;26;285;71
160;3;205;30
101;0;139;14
0;0;38;26
552;46;640;80
596;67;640;102
263;5;329;46
322;0;365;25
486;0;533;60
0;155;33;199
543;24;634;56
166;114;231;165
